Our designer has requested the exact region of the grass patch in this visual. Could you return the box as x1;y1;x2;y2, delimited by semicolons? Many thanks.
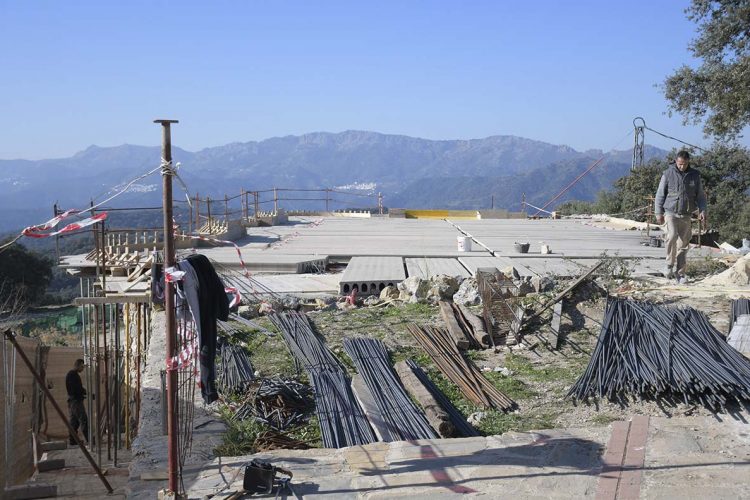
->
686;257;728;278
214;406;264;456
590;413;619;426
478;409;559;436
504;353;583;385
483;371;538;400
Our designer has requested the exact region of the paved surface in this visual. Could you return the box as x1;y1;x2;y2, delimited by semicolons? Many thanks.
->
24;445;131;499
177;415;750;499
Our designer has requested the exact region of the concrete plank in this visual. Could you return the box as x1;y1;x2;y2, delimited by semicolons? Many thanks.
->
405;258;471;279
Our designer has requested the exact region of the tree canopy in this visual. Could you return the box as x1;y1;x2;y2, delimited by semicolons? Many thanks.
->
663;0;750;140
0;242;53;308
557;146;750;246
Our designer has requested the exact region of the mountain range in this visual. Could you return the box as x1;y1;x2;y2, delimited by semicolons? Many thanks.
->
0;131;667;232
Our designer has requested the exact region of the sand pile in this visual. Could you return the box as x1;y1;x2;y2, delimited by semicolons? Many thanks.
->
703;255;750;286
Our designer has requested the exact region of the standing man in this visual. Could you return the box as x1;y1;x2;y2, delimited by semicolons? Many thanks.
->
654;150;707;284
65;358;88;445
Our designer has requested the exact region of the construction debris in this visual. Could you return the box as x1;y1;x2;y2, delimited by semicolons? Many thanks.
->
406;323;516;411
704;254;750;286
233;378;313;431
568;298;750;410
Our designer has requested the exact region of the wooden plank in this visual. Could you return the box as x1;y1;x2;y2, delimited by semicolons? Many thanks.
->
438;301;471;350
350;374;388;442
74;294;150;305
394;361;456;438
457;304;490;346
550;301;563;350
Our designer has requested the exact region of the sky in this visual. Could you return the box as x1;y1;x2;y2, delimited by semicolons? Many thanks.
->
1;0;745;160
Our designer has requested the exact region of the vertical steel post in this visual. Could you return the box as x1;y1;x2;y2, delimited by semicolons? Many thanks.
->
154;118;179;495
100;225;111;461
274;188;278;213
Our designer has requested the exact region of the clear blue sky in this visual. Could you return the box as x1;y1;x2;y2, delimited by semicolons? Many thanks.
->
1;0;742;159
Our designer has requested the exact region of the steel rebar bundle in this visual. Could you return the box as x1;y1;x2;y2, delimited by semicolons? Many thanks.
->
233;378;314;430
568;298;750;410
217;338;255;394
405;359;480;437
406;323;517;411
343;337;437;441
269;311;376;448
730;298;750;333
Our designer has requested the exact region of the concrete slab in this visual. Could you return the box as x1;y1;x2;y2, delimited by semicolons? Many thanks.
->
244;273;340;294
458;256;537;278
340;256;406;295
453;219;666;258
405;258;471;280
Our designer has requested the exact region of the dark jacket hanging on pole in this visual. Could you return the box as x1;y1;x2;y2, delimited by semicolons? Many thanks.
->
185;253;229;403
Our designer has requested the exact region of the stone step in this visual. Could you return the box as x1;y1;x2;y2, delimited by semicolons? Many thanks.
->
37;459;65;472
3;483;57;500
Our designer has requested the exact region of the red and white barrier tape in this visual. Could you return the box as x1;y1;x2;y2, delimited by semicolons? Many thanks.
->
22;211;107;238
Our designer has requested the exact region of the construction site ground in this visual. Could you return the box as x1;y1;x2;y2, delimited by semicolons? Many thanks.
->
34;216;749;498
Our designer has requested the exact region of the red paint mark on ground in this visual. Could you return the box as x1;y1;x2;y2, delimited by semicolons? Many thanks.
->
419;445;477;494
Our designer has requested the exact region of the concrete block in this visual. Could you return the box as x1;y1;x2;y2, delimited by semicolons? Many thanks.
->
40;441;67;452
3;483;57;499
36;459;65;472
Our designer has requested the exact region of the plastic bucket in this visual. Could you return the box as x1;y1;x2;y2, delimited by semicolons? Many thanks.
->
457;236;472;252
514;242;530;253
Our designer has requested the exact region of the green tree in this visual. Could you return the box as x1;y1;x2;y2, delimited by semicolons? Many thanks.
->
663;0;750;140
0;242;53;307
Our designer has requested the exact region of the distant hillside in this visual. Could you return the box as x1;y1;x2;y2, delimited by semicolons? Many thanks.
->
0;131;667;232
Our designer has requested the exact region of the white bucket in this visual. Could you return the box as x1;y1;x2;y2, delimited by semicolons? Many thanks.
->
457;236;472;252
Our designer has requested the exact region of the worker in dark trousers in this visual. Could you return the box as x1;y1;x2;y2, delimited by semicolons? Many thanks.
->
65;358;88;445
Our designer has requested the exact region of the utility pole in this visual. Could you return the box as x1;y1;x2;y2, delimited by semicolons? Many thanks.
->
154;118;179;497
378;192;383;215
491;195;494;210
274;187;279;213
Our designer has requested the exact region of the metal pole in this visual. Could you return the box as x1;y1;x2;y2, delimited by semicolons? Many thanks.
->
325;188;329;212
195;193;200;232
2;329;114;493
241;189;247;220
154;118;180;495
274;188;278;213
224;194;229;222
254;192;259;217
100;225;111;461
206;197;212;228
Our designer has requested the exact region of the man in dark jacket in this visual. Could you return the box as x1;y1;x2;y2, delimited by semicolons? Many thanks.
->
654;150;707;284
65;358;88;445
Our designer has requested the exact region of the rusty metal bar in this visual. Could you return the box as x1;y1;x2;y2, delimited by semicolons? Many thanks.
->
155;118;180;495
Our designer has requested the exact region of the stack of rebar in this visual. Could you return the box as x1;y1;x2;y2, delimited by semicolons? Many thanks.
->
343;337;437;441
233;378;313;430
568;298;750;410
406;323;517;411
405;359;480;437
730;298;750;332
217;340;255;394
269;312;376;448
